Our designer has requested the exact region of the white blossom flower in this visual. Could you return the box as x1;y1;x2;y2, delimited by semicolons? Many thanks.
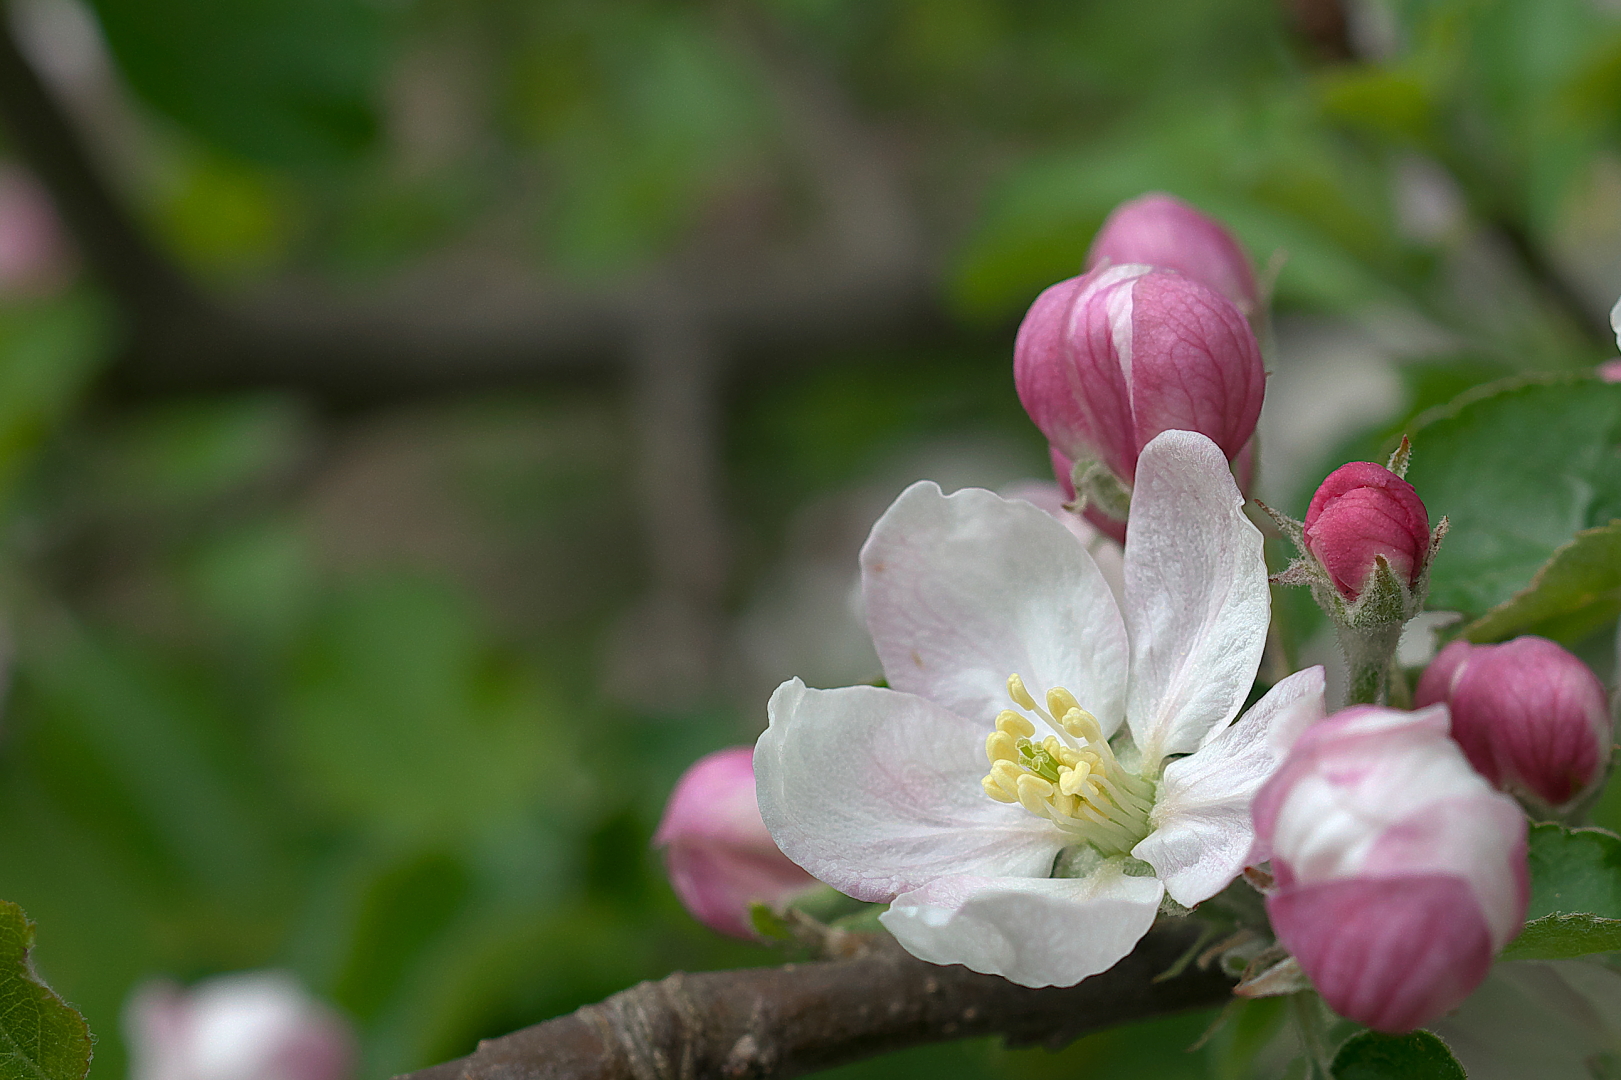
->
754;429;1325;987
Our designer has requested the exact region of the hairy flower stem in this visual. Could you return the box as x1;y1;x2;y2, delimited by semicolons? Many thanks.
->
1338;622;1402;707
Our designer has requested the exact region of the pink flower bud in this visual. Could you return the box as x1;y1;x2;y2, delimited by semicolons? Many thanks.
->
1015;265;1265;491
1086;193;1260;316
1416;637;1612;807
1253;706;1528;1032
1597;358;1621;383
1303;462;1431;601
654;746;820;938
126;972;355;1080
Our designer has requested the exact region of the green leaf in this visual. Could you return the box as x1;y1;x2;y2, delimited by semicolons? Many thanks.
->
1463;522;1621;643
1525;822;1621;922
87;0;385;166
1497;824;1621;960
1500;912;1621;961
0;901;92;1080
1331;1030;1466;1080
1406;379;1621;618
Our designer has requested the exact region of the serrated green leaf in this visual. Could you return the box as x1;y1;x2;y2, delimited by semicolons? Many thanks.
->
1463;522;1621;643
1331;1030;1465;1080
1406;379;1621;618
0;901;91;1080
1500;912;1621;960
1525;822;1621;921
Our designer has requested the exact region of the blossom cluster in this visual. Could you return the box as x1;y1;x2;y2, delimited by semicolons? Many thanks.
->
653;193;1617;1046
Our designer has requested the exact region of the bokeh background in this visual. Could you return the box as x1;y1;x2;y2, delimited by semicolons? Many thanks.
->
0;0;1617;1077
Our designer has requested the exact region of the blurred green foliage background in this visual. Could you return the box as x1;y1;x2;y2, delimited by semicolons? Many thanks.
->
0;0;1615;1077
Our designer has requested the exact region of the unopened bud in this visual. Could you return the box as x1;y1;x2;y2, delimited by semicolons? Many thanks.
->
1303;461;1431;605
1598;358;1621;383
1252;706;1528;1032
653;746;819;939
1014;265;1264;524
1416;636;1612;808
1086;192;1260;317
126;972;355;1080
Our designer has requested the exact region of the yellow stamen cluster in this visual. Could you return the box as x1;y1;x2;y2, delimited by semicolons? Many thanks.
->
980;674;1155;856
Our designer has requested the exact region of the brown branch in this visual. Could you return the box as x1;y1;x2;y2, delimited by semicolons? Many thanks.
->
395;925;1233;1080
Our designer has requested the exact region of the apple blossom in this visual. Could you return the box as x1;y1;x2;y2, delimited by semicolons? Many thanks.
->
1416;637;1612;808
755;430;1325;987
1086;192;1260;317
1013;266;1264;534
654;746;820;939
126;972;355;1080
1253;705;1528;1033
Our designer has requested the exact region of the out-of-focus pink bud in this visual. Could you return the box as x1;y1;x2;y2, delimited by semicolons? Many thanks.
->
1252;705;1528;1033
1597;358;1621;383
0;166;69;296
1015;265;1265;497
126;972;355;1080
1086;193;1260;316
1303;462;1431;601
1416;637;1612;808
654;746;819;939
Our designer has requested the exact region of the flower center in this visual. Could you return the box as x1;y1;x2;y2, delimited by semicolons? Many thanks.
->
980;674;1155;857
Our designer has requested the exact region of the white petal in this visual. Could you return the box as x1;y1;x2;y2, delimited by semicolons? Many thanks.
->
754;679;1063;903
1122;430;1269;767
1134;666;1326;907
879;864;1164;987
862;481;1129;736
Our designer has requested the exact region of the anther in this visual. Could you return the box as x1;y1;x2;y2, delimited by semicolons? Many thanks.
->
1007;674;1037;711
1046;687;1081;719
985;731;1019;764
1061;707;1104;743
994;710;1035;738
981;775;1016;803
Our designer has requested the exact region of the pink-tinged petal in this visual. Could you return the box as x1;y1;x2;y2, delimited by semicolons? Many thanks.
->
1250;704;1452;850
662;840;818;939
880;865;1164;988
1269;874;1494;1033
1122;430;1269;767
1361;795;1529;949
1261;707;1488;885
1135;667;1325;906
754;680;1062;903
1000;479;1125;607
1015;266;1149;480
1123;273;1265;464
1086;193;1260;315
861;481;1129;737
